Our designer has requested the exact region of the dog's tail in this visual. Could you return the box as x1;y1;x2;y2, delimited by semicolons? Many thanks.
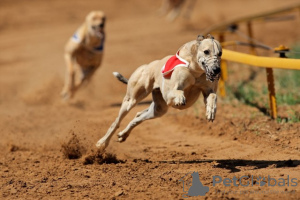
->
113;72;128;84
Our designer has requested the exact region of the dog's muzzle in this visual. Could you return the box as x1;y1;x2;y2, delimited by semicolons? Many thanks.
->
200;57;221;82
92;23;104;35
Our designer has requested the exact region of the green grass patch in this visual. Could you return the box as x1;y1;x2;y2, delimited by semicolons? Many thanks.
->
275;69;300;105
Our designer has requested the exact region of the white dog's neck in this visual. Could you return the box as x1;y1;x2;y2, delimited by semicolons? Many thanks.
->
178;40;205;77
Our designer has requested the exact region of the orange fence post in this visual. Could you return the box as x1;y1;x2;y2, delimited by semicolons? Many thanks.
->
246;22;257;55
247;21;276;119
266;45;290;119
219;33;227;97
247;21;277;118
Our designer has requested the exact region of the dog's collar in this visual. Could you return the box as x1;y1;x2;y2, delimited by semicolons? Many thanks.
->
161;51;189;78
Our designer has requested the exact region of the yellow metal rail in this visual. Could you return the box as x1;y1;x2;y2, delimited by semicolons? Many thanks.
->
222;49;300;70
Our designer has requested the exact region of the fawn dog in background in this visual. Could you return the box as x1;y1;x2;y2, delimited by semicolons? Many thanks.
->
61;11;106;100
96;34;222;150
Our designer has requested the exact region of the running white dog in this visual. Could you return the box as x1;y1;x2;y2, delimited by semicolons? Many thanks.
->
96;35;222;150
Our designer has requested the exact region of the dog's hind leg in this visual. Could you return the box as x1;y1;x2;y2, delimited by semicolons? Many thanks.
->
96;70;153;149
96;96;136;150
96;84;152;149
117;88;168;142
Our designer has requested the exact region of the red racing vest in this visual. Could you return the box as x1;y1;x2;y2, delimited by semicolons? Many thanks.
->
161;51;189;78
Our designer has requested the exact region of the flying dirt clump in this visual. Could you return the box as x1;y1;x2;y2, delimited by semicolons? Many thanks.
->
61;133;86;159
8;144;28;152
83;149;125;165
9;144;21;152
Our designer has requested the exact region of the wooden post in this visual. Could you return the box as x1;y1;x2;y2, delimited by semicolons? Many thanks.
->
246;21;256;55
266;68;277;119
246;21;277;119
267;45;290;119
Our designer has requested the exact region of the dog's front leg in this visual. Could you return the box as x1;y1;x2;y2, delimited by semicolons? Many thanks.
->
204;92;217;122
61;53;75;100
200;79;219;121
166;68;194;106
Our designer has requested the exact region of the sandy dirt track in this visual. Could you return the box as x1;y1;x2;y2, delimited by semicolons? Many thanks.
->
1;0;300;199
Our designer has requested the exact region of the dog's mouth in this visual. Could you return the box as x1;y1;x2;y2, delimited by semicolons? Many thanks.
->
206;71;221;82
203;65;221;82
200;57;221;82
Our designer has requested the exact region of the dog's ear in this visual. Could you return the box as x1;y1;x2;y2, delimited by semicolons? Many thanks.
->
206;34;214;39
191;44;198;55
197;35;204;42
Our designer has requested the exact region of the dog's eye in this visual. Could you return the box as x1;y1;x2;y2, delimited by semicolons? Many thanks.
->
218;52;222;57
204;50;209;55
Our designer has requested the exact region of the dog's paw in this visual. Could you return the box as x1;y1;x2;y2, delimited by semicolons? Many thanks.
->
174;94;186;106
206;102;216;122
206;94;217;122
117;132;129;143
96;138;108;150
206;105;216;122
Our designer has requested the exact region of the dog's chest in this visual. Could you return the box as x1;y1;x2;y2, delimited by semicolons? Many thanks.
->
75;47;103;67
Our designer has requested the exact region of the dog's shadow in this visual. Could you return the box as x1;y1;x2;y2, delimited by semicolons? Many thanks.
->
158;159;300;173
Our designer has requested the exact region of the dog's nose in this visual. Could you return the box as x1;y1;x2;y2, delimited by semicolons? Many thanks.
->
213;67;220;74
93;24;104;30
